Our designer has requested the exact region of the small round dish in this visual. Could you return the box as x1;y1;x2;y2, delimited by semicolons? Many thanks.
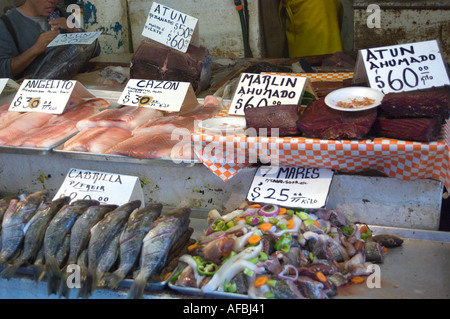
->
197;116;246;135
325;87;384;112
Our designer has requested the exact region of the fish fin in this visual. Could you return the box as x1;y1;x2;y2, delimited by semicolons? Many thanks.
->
127;275;147;299
57;270;71;299
105;270;126;290
45;257;61;296
32;264;46;283
0;262;20;280
77;270;95;299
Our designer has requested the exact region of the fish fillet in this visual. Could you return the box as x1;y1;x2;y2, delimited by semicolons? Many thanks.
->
106;132;195;160
76;105;164;131
0;112;56;145
132;116;197;136
63;127;132;153
6;98;108;148
0;104;23;126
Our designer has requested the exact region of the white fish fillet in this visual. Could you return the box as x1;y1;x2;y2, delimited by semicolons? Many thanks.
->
76;105;164;131
0;112;56;145
63;127;132;153
6;98;108;148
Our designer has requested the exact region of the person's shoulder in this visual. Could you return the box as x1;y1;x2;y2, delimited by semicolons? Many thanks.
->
3;7;19;18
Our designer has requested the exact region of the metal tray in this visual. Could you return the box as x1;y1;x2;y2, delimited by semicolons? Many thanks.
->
52;144;201;167
167;226;450;299
0;132;78;156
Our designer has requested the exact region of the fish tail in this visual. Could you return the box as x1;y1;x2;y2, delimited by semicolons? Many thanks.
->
105;269;126;290
77;269;95;299
127;275;147;299
32;264;46;283
0;262;21;280
57;270;71;299
45;257;62;296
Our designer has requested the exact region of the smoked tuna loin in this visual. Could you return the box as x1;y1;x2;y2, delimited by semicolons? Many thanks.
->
245;104;301;136
297;98;377;140
130;38;212;94
372;117;442;142
380;85;450;120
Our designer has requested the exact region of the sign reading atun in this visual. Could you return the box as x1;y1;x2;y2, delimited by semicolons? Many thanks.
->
229;73;313;116
142;2;198;53
354;39;450;94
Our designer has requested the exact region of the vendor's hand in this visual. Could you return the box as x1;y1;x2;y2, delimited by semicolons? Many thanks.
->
49;17;79;33
32;30;59;54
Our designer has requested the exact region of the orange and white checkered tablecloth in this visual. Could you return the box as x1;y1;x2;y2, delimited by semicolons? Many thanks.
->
192;73;450;190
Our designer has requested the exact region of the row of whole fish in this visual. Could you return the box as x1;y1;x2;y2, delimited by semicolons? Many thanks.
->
0;190;192;299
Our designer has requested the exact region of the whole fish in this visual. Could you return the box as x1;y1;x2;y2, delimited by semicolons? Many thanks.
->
93;233;121;289
32;42;98;80
0;196;16;222
58;204;117;298
43;199;99;295
127;207;191;299
105;203;163;289
78;200;141;298
0;190;48;265
0;196;70;280
0;198;19;252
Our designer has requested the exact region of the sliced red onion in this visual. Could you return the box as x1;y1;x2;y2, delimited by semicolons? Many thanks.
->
277;264;298;281
257;204;280;217
242;207;259;217
198;231;226;244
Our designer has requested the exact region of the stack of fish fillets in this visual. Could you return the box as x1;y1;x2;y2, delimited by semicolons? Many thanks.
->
0;191;193;299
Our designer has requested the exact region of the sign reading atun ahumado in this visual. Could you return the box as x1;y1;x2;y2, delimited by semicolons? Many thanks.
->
142;2;198;53
354;39;450;94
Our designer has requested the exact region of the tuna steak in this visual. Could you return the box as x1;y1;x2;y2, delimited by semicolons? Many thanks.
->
130;38;212;94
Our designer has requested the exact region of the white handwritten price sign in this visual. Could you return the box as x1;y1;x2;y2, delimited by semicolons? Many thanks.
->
247;166;334;209
118;79;198;112
354;40;450;94
228;73;313;116
47;31;102;47
53;168;144;207
142;2;198;53
9;80;92;114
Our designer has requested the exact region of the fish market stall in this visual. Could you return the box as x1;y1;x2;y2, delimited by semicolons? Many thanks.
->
0;1;449;301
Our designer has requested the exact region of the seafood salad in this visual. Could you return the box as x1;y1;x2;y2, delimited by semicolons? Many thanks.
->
171;202;402;299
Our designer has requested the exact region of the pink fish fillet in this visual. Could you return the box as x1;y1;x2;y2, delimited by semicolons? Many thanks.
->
76;105;164;131
6;99;106;148
63;127;132;153
0;104;23;126
181;95;224;120
107;132;195;160
0;112;56;145
132;116;197;136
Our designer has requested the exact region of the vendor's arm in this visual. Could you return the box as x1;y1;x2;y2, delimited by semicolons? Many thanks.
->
9;30;59;78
